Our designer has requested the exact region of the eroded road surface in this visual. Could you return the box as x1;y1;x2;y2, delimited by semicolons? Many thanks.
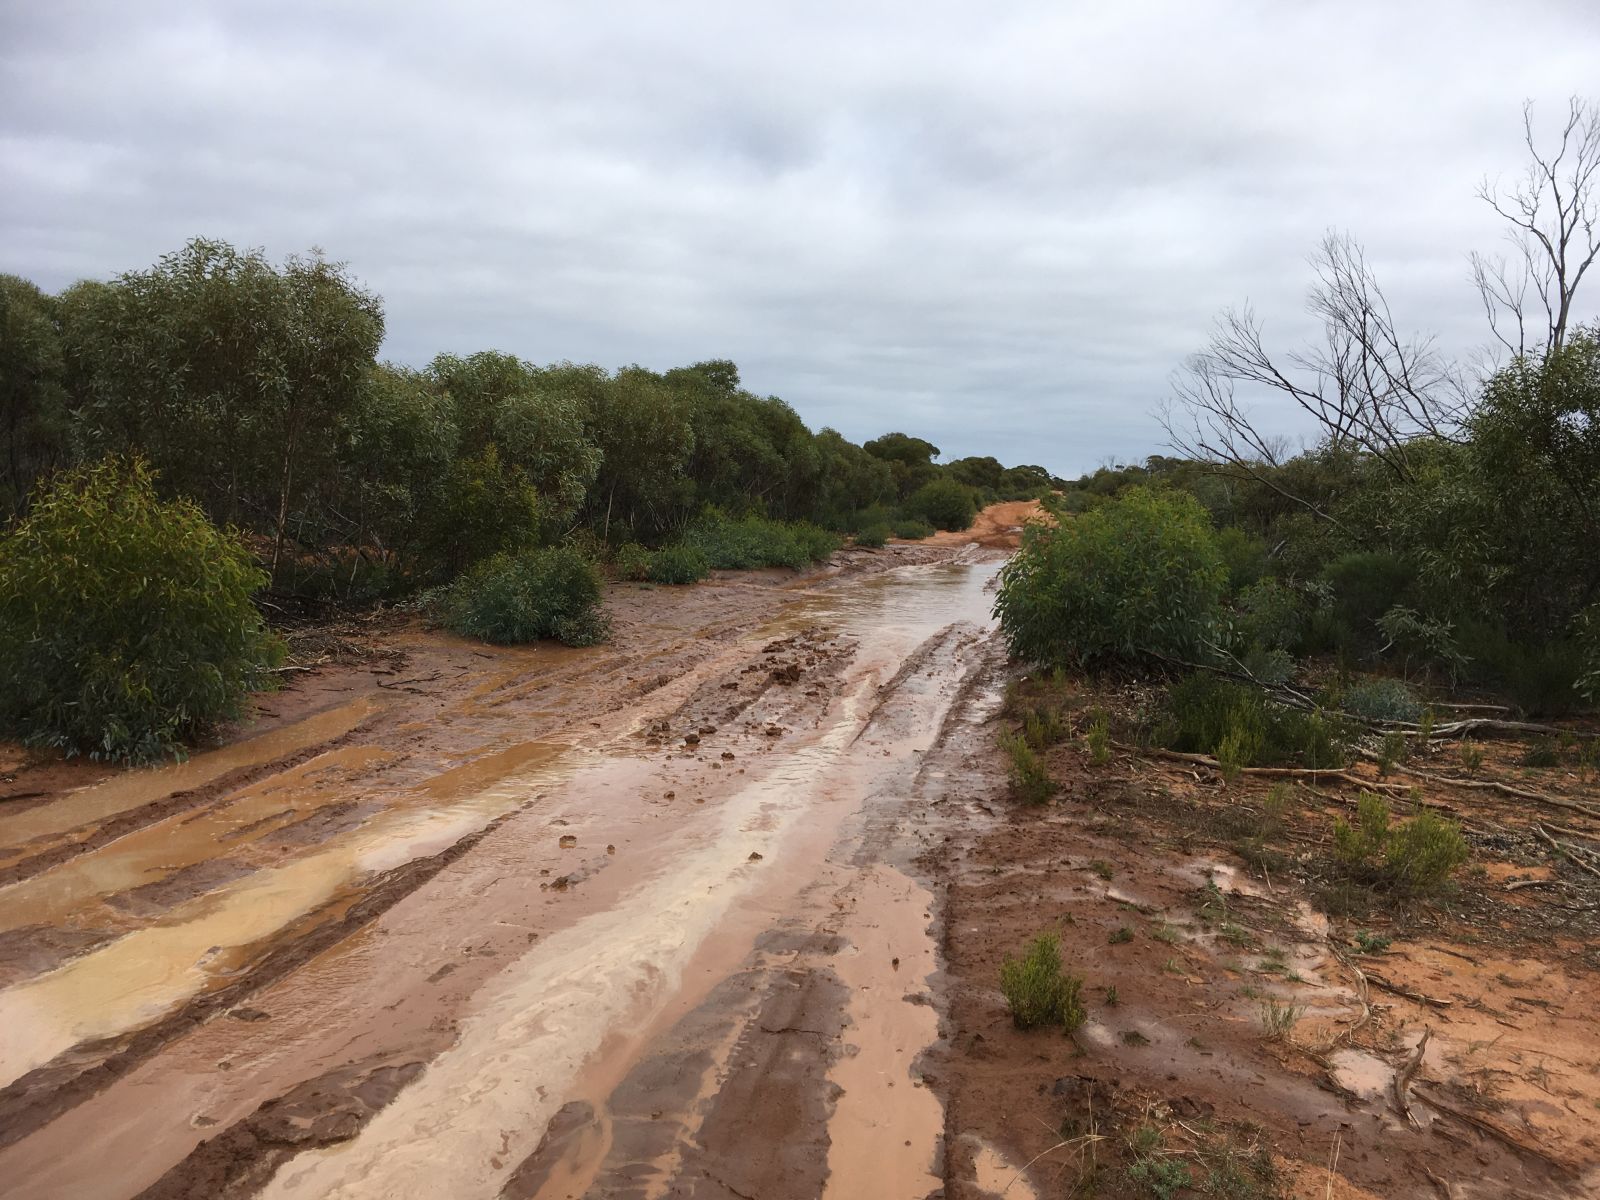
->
0;547;1004;1199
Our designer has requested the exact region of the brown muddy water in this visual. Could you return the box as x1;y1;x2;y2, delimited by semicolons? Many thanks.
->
0;553;1004;1200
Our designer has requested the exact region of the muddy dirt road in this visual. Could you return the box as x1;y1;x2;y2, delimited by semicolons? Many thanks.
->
0;545;1006;1199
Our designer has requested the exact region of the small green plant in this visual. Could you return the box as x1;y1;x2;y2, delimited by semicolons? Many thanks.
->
0;456;283;762
1091;860;1115;880
1519;738;1563;768
1218;922;1253;948
1023;705;1067;749
1151;922;1182;945
1103;984;1119;1007
646;543;710;585
1333;792;1470;896
1459;743;1485;776
1352;930;1392;955
1001;732;1056;804
1258;998;1304;1041
1260;783;1292;837
445;544;611;646
999;932;1086;1032
1108;925;1135;945
1377;730;1410;776
1086;709;1112;765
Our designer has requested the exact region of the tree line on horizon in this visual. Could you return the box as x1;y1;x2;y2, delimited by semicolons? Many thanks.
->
0;237;1059;597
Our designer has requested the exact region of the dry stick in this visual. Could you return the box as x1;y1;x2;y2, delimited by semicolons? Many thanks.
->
1413;1084;1569;1170
1385;761;1600;822
1366;971;1453;1008
1311;942;1374;1054
1535;824;1600;879
1324;1127;1342;1200
1114;742;1411;793
1393;1027;1433;1127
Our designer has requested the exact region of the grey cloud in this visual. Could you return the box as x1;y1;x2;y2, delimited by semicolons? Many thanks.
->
4;0;1598;475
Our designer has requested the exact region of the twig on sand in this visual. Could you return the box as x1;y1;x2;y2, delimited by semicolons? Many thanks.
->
1366;972;1452;1008
1116;743;1409;793
1393;1027;1432;1127
1535;824;1600;879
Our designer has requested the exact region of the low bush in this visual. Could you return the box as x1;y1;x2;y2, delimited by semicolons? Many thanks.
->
686;511;839;570
1322;551;1416;639
1161;673;1348;769
445;544;610;646
1234;577;1305;653
994;487;1226;668
999;932;1085;1032
892;516;936;540
1216;525;1269;592
853;522;891;548
1342;677;1423;723
0;457;282;762
612;542;652;581
905;477;978;531
646;543;710;585
1333;792;1469;896
1456;620;1587;716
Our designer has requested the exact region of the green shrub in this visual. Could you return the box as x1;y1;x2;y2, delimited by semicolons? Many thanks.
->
445;545;610;646
1235;577;1305;652
1333;793;1469;895
1001;732;1055;804
1343;677;1423;723
854;522;891;548
905;477;978;531
999;932;1085;1031
1456;620;1586;715
994;487;1226;668
1321;551;1415;639
686;511;838;571
612;542;652;581
646;543;710;585
1216;525;1268;592
1161;674;1347;769
892;516;935;540
0;457;282;762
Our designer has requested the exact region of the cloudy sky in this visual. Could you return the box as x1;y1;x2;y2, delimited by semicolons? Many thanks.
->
4;2;1597;476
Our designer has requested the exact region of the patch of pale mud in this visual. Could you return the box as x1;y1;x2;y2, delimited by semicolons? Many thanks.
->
0;697;382;879
0;744;578;1092
822;864;942;1198
966;1135;1042;1199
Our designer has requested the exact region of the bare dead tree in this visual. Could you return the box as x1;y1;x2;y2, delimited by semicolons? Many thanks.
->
1162;232;1468;530
1472;97;1600;357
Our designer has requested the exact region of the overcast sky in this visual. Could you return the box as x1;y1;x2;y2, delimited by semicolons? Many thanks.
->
4;2;1597;476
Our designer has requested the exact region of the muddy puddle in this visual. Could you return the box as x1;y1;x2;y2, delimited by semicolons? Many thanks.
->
0;551;1004;1200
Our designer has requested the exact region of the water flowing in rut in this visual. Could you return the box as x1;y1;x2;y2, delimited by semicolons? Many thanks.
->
0;555;1003;1200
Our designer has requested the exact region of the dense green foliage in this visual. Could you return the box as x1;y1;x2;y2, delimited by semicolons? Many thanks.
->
1158;674;1348;770
443;545;610;646
1333;793;1470;896
0;458;282;762
646;543;711;585
686;511;840;570
998;932;1085;1032
994;487;1227;667
1;239;1046;601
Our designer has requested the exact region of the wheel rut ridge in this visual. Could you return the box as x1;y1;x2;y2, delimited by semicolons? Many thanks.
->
0;808;517;1153
0;718;382;890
